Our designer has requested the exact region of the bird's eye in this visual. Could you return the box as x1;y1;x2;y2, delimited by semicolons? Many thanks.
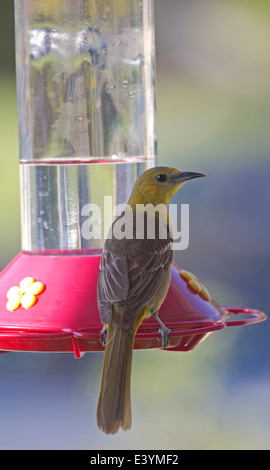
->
156;174;167;183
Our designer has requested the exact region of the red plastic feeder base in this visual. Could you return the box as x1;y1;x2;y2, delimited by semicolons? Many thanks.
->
0;252;266;358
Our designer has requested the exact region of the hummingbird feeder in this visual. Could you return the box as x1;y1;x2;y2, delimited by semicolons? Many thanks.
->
0;0;266;358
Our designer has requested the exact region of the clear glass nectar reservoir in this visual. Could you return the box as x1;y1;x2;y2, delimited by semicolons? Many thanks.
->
15;0;156;252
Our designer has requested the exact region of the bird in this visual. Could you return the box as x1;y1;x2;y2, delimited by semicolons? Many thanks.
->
96;166;205;434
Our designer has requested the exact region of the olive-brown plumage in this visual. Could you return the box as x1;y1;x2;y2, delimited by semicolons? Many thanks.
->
96;166;204;434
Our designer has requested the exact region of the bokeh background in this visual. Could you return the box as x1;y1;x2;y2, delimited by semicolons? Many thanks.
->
0;0;270;449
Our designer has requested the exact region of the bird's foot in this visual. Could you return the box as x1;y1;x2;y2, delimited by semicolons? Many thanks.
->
151;311;171;348
159;326;171;349
99;327;107;347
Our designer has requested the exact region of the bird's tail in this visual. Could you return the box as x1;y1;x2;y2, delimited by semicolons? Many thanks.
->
96;318;137;434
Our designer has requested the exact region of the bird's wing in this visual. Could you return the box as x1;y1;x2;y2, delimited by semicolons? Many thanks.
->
97;235;172;328
97;244;130;325
121;238;172;328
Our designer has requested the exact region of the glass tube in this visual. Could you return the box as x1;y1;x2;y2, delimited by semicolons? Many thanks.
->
15;0;157;253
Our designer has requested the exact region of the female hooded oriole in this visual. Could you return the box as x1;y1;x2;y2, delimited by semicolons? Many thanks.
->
96;166;205;434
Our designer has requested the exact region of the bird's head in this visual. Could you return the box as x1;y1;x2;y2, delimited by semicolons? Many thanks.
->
128;167;205;207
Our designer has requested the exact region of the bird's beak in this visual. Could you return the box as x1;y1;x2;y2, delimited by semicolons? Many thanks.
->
173;172;205;184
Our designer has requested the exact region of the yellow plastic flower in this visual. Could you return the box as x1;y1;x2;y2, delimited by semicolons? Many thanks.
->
180;269;211;302
6;277;45;311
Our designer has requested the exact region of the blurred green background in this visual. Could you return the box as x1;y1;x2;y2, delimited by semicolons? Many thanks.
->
0;0;270;449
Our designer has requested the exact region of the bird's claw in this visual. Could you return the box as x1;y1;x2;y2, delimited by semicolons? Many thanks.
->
100;327;107;347
159;326;171;349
